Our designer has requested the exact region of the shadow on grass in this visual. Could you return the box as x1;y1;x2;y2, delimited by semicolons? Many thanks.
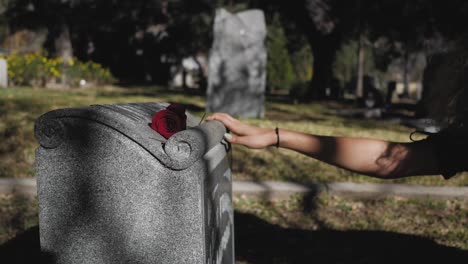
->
265;93;294;104
0;226;55;263
265;105;326;122
95;86;205;99
321;101;425;129
235;211;467;264
229;144;467;263
2;215;466;264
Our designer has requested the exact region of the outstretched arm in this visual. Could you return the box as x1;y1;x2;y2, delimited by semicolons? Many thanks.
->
207;113;440;179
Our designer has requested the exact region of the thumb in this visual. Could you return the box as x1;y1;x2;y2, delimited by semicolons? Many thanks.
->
226;135;266;149
224;133;242;145
224;133;235;142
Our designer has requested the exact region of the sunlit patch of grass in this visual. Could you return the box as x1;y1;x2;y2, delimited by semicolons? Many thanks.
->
234;194;468;250
317;196;468;249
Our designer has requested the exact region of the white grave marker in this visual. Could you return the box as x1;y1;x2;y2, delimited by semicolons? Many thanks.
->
0;58;7;88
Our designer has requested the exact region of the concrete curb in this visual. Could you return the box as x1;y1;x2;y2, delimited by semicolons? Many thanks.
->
0;178;37;197
233;181;468;200
1;178;468;200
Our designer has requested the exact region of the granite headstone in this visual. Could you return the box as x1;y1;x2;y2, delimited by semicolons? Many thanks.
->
207;8;267;118
34;103;234;264
0;58;7;88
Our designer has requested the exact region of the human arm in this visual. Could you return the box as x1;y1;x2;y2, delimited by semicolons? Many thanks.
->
207;113;440;179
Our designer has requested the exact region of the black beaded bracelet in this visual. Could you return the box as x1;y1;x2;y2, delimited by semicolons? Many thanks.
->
275;127;280;148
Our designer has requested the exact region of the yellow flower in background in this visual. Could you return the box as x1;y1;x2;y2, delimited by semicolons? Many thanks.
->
50;68;60;77
2;51;116;86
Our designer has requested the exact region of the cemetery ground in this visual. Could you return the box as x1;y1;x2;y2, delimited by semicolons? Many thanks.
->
0;192;467;263
1;86;468;263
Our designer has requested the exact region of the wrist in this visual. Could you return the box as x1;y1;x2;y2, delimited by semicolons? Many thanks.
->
275;127;280;148
267;128;280;148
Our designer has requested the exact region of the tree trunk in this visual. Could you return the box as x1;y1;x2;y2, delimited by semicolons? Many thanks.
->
55;24;73;62
402;49;409;97
192;55;208;93
54;24;73;86
306;34;341;101
259;0;344;101
356;34;365;99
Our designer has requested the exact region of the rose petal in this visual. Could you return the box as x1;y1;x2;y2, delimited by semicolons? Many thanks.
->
151;109;186;139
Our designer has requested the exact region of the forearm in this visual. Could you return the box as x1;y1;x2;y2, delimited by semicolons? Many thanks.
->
208;113;439;178
276;129;438;178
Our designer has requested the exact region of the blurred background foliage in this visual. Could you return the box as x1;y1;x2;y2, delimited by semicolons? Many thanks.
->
0;1;462;93
0;0;466;105
266;13;295;93
0;52;115;87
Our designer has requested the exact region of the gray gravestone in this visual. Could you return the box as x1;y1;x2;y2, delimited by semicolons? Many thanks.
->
0;58;7;88
207;8;267;118
34;103;234;264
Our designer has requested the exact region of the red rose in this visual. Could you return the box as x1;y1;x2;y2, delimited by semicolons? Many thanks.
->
151;103;187;139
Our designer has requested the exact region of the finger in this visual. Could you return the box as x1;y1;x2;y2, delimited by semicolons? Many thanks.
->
224;133;233;141
207;113;230;122
208;113;241;133
207;113;263;137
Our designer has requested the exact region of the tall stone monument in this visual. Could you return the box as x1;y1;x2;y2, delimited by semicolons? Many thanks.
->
35;103;234;264
207;8;267;118
0;58;7;88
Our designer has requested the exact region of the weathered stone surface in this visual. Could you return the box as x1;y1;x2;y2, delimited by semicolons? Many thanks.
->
207;8;267;118
0;58;7;88
35;102;234;264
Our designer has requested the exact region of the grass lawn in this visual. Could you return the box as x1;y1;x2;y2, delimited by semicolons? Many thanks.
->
0;86;467;186
1;193;467;263
0;194;38;244
234;194;468;263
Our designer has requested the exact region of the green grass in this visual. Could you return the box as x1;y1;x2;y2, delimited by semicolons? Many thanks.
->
0;194;38;244
1;193;466;260
1;86;467;186
234;194;468;251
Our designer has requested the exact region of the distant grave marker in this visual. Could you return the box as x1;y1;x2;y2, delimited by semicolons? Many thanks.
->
207;8;267;118
0;58;7;88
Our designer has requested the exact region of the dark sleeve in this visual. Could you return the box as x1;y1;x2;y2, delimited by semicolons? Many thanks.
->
425;127;468;179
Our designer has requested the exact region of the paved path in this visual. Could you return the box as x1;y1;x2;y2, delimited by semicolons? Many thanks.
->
1;178;468;200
